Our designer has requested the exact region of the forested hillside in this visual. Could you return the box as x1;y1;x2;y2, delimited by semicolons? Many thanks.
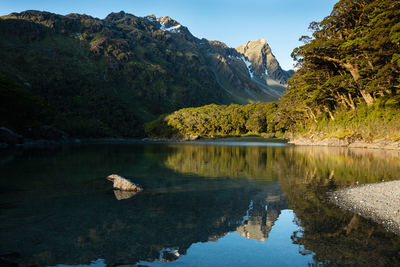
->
148;0;400;141
145;103;280;138
0;10;291;138
0;11;227;137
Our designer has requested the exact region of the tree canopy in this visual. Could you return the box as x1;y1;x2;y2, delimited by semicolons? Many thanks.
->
279;0;400;128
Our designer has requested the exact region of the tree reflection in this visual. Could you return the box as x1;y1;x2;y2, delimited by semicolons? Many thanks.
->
1;143;400;266
164;144;400;265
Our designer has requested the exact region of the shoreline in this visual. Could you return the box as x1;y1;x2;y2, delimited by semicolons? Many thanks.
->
289;136;400;151
329;181;400;236
142;136;289;143
2;134;400;152
0;136;288;150
143;135;400;151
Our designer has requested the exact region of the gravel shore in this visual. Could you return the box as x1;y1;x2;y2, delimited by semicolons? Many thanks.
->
329;180;400;235
289;137;400;151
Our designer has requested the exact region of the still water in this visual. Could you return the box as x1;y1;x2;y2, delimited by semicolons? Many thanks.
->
1;140;400;266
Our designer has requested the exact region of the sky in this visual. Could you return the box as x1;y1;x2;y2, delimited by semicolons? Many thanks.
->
0;0;338;70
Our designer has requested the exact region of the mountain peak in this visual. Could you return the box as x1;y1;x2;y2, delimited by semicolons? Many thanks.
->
105;11;131;21
157;16;180;28
253;39;268;44
236;39;291;85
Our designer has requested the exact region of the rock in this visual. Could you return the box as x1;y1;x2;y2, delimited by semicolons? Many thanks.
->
184;135;200;141
106;174;143;192
159;248;180;262
0;128;23;145
236;39;293;85
25;125;68;141
190;135;200;140
329;180;400;235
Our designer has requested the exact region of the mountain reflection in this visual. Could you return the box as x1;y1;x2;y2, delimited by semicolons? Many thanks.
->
163;143;400;265
236;182;287;241
0;144;287;266
1;143;400;266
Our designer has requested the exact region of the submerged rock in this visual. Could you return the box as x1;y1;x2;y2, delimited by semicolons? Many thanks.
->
106;174;143;192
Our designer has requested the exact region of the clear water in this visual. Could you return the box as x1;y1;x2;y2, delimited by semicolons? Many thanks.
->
1;140;400;266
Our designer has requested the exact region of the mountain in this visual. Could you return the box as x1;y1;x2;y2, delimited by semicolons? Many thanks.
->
237;39;293;85
198;40;269;103
236;39;294;97
0;10;292;137
236;183;287;241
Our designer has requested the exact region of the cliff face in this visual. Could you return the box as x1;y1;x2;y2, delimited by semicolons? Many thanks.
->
236;39;293;85
198;40;279;102
0;10;293;137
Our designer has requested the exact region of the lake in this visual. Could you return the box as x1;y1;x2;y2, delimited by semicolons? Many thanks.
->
1;139;400;266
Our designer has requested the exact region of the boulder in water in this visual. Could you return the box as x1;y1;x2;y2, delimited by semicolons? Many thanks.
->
106;174;143;192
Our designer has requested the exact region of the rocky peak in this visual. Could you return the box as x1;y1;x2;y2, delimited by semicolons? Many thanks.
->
144;14;157;22
156;16;185;34
105;11;135;22
236;39;292;85
157;16;178;28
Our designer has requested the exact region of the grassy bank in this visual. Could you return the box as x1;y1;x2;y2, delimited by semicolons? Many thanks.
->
295;102;400;141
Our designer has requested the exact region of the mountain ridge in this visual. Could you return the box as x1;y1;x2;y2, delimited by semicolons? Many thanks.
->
0;10;293;137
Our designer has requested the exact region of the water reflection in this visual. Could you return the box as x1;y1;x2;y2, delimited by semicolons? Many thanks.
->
164;144;400;265
112;189;138;200
236;182;287;241
0;143;400;266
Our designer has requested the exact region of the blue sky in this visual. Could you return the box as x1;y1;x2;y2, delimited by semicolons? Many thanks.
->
0;0;337;70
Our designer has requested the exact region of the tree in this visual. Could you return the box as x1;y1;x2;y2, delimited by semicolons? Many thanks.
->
280;0;400;125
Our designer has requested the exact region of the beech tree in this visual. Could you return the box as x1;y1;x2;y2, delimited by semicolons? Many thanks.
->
279;0;400;126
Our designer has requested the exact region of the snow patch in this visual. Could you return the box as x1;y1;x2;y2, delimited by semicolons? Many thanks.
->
241;200;254;224
241;56;254;78
228;55;241;60
160;22;182;33
145;16;156;22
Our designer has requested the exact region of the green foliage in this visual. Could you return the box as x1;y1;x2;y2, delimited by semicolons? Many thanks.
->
145;102;280;138
0;76;54;131
297;103;400;140
2;6;399;141
0;10;236;137
144;114;178;138
280;0;400;129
